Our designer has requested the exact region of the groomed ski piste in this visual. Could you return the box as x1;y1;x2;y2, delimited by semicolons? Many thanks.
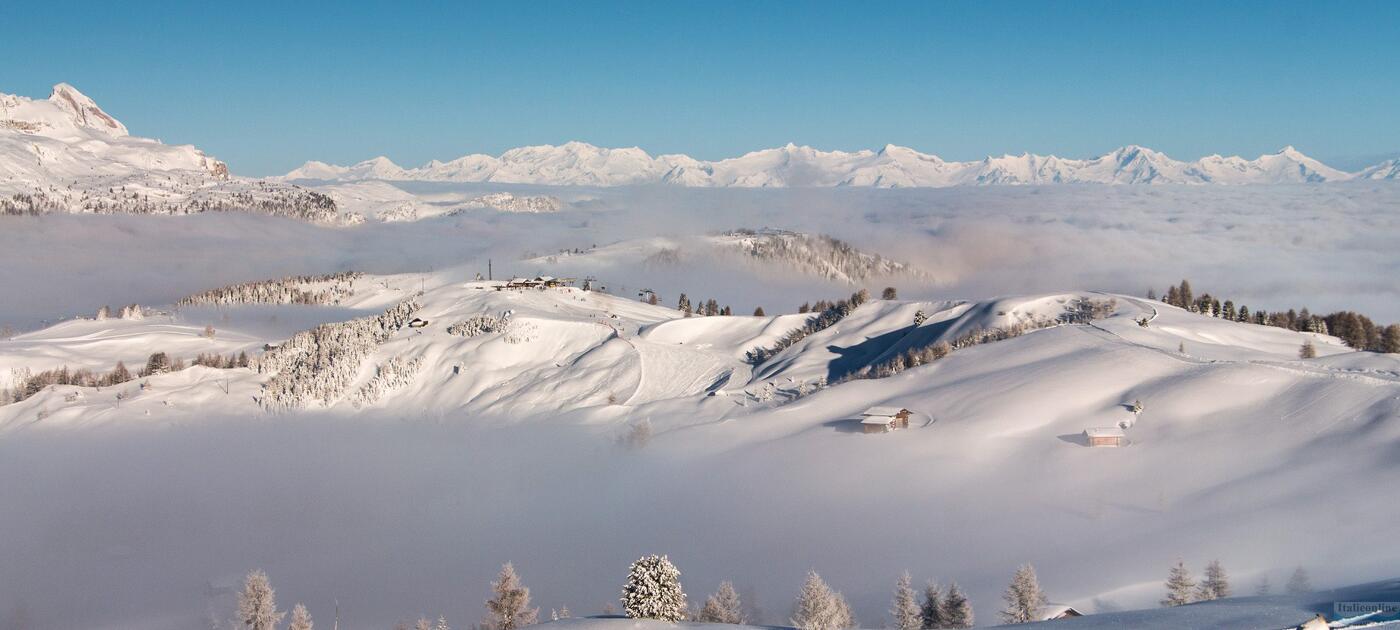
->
1;269;1398;629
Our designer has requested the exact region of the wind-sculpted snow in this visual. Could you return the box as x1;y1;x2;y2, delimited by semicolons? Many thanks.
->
256;299;419;411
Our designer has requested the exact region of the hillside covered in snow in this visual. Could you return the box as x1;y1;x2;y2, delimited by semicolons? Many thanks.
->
0;84;342;222
1;269;1397;628
282;141;1399;188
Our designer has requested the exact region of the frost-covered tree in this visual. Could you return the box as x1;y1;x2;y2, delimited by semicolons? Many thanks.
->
882;287;898;300
918;581;942;630
621;555;687;621
1299;340;1317;359
999;564;1048;624
204;324;217;339
1161;560;1196;607
484;563;539;630
237;570;284;630
288;604;313;630
415;617;433;630
1286;567;1312;595
890;572;920;630
791;571;845;630
940;582;973;629
434;615;450;630
1197;560;1230;601
697;581;745;624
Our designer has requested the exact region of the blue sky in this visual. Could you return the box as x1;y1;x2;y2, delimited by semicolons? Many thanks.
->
3;1;1397;176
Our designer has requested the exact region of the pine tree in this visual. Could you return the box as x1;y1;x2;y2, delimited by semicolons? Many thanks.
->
918;581;943;630
1299;340;1316;359
1161;560;1195;607
1146;288;1157;301
791;571;843;630
697;581;745;624
890;572;920;630
882;287;898;300
1256;575;1272;596
621;555;687;621
999;564;1047;624
237;570;284;630
1178;280;1193;308
754;307;766;317
484;563;539;630
1197;560;1231;601
940;582;973;629
1165;285;1180;306
1286;567;1311;595
832;592;856;629
288;603;313;630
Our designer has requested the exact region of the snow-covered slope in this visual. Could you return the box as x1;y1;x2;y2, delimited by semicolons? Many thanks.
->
283;141;1384;188
0;83;345;222
3;270;1399;628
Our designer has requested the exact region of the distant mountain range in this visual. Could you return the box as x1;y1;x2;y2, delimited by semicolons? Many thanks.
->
3;83;1398;200
285;141;1400;188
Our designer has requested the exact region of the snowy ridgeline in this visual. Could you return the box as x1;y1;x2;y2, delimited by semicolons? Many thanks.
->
256;300;418;411
454;192;564;214
177;272;362;307
714;230;926;284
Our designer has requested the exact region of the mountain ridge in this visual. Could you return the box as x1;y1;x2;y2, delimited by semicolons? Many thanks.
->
285;140;1394;188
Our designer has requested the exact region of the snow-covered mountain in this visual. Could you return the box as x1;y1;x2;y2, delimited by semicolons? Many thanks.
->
1358;158;1400;180
0;84;344;222
283;141;1386;188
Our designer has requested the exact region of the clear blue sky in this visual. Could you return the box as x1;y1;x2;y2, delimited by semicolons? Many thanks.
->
4;1;1397;176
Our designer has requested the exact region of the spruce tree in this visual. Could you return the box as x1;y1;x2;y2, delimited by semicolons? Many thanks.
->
1286;567;1312;595
697;581;745;624
288;603;313;630
890;572;920;630
1197;560;1230;601
883;287;898;300
484;563;539;630
791;571;843;630
1256;575;1272;596
940;582;973;629
1178;280;1193;308
1299;340;1316;359
754;307;766;317
918;581;943;630
621;555;687;621
999;564;1047;624
1161;560;1195;607
237;570;284;630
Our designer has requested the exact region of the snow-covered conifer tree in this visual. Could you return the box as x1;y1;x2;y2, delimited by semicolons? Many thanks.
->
697;581;745;624
288;604;313;630
999;564;1047;624
791;571;841;630
1161;560;1195;607
1299;340;1316;359
484;563;539;630
890;572;920;630
435;615;451;630
1286;567;1311;595
917;581;942;629
939;582;973;629
621;555;687;621
237;570;284;630
1197;560;1230;601
415;617;433;630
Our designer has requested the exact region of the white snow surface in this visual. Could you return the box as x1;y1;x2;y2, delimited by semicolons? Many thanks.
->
2;271;1397;629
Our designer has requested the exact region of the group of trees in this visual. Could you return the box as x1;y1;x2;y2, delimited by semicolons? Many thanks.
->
721;229;916;285
447;313;513;338
676;294;737;317
177;272;361;307
1;347;252;405
747;290;873;365
350;354;424;408
1;180;343;224
1161;560;1311;608
257;300;419;411
890;571;974;630
1154;280;1400;353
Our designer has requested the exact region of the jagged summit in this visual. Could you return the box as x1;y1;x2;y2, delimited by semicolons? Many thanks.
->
282;140;1392;187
